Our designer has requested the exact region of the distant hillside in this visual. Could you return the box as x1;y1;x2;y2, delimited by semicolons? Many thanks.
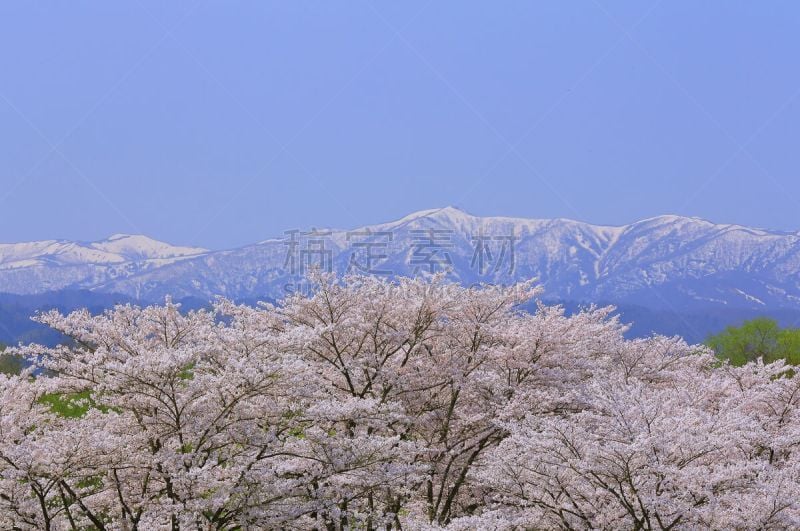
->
544;300;800;345
0;291;136;346
2;289;799;348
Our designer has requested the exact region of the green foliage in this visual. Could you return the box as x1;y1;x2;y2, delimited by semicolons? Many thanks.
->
39;390;94;418
706;317;800;366
0;343;26;376
178;362;195;380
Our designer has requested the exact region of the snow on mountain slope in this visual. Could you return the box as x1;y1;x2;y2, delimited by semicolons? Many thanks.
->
0;235;207;294
1;208;800;311
0;235;206;269
91;234;207;261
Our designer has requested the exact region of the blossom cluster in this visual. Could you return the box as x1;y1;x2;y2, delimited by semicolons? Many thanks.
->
1;273;799;529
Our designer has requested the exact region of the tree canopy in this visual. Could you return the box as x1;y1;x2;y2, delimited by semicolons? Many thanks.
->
1;275;800;529
706;317;800;366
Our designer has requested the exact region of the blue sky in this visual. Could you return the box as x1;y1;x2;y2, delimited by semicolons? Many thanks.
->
1;1;799;249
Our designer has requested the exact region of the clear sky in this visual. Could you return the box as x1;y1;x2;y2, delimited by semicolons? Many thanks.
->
1;1;799;249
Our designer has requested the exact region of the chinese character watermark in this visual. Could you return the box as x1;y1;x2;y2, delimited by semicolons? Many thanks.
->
283;228;333;275
283;226;517;279
470;230;516;275
346;230;393;275
409;229;454;273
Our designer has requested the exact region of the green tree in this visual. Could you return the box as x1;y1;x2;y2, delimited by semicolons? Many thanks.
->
0;343;25;376
706;317;800;366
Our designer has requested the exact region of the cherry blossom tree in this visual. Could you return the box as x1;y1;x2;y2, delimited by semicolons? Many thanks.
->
465;339;800;530
0;273;799;529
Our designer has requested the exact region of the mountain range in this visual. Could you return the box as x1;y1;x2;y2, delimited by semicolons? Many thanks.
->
2;207;800;344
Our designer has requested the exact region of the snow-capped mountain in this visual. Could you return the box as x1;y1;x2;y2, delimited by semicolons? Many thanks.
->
0;235;207;294
0;234;206;269
2;208;800;312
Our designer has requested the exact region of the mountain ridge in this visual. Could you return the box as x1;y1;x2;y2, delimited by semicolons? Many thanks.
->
1;208;799;314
